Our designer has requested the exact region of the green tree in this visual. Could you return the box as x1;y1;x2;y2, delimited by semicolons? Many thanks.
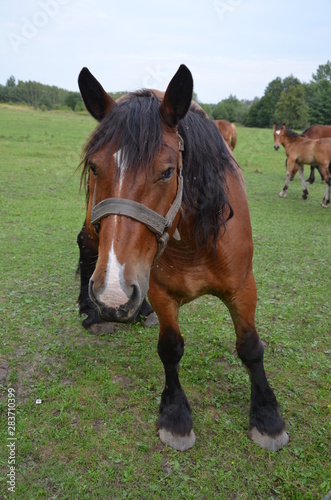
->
275;85;309;128
312;61;331;82
6;76;16;87
212;95;249;123
199;102;214;118
282;75;301;91
65;91;82;111
305;80;331;124
246;77;283;127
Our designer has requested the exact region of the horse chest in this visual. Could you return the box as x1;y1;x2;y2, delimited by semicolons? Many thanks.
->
152;257;211;299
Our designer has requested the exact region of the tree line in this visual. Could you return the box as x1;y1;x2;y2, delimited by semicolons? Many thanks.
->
0;76;125;113
1;61;330;128
200;61;331;129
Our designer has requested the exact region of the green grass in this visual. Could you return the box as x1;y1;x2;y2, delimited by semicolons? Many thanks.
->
0;105;330;499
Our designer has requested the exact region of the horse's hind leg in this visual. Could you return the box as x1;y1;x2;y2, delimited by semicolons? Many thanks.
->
306;165;316;184
321;163;330;208
296;164;309;199
225;273;289;451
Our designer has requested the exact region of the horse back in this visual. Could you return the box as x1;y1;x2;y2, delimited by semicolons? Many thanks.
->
304;124;331;139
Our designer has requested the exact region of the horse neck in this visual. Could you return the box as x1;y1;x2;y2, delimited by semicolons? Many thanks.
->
282;131;297;149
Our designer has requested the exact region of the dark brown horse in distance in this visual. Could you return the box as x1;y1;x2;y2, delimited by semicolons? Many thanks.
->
213;119;237;150
77;65;289;452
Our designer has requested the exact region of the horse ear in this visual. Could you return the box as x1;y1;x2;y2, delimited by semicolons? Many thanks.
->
282;123;286;130
159;64;193;127
78;67;115;121
273;122;277;131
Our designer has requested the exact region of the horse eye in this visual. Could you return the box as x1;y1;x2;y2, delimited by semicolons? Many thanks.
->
89;164;97;176
162;168;174;180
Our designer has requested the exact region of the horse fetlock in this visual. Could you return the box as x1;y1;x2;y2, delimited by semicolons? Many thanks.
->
302;189;309;199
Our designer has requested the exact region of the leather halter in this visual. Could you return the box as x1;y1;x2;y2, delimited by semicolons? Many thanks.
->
90;133;184;260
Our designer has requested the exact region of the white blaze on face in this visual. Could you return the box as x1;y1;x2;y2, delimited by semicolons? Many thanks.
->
114;148;127;197
98;149;130;308
97;148;131;307
99;244;129;308
275;130;281;135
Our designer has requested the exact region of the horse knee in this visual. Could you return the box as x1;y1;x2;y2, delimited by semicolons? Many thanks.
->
158;329;184;366
236;330;264;369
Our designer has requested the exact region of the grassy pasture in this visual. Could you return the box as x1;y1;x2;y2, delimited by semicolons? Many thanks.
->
0;105;330;499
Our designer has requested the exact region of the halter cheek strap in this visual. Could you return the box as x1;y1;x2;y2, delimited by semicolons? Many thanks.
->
90;133;184;260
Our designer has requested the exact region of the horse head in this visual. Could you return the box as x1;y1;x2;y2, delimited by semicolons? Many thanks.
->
78;65;193;322
273;122;286;150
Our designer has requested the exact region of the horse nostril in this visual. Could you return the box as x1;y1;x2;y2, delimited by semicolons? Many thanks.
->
130;282;141;303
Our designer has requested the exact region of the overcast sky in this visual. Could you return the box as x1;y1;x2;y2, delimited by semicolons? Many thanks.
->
1;0;330;103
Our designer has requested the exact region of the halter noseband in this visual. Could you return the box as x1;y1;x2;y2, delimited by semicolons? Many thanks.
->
90;133;184;261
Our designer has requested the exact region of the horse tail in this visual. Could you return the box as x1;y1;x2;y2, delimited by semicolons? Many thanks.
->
230;123;237;150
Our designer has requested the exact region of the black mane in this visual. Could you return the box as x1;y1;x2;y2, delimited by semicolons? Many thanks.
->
275;124;305;138
81;91;236;248
285;128;305;138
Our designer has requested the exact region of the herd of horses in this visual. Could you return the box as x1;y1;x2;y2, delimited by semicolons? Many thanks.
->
74;64;328;454
273;123;331;208
215;119;331;208
207;116;330;209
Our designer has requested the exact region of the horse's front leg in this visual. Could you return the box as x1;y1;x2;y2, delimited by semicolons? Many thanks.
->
225;272;289;451
148;285;195;451
297;164;309;199
279;159;294;197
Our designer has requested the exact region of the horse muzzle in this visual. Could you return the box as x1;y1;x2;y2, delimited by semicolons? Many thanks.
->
274;144;280;151
88;270;148;323
89;278;143;323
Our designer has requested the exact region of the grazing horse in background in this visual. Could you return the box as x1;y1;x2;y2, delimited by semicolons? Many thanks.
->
303;125;331;183
77;64;289;452
213;119;237;150
273;123;331;207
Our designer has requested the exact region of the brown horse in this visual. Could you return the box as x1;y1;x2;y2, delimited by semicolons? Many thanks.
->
289;125;331;183
77;65;289;452
213;119;237;150
304;125;331;183
273;123;331;207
